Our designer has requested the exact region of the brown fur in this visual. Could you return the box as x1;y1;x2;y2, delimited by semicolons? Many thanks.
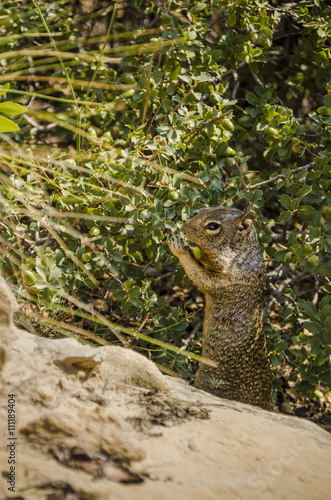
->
169;198;272;410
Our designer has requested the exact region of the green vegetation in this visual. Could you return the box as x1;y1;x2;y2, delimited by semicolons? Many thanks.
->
0;0;330;415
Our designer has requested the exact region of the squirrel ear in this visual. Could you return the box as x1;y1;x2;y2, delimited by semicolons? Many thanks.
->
237;211;256;232
233;197;249;212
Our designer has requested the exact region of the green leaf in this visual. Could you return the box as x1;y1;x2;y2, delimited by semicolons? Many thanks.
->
314;351;328;367
274;249;288;262
297;185;312;198
279;194;292;210
305;321;322;334
323;94;331;107
132;251;143;262
0;102;26;114
168;62;181;81
245;92;256;105
191;2;207;14
263;27;273;38
300;301;317;316
178;75;192;85
288;232;297;247
275;341;289;353
270;354;281;366
0;83;10;95
227;10;237;27
113;289;126;300
194;72;211;83
278;210;292;223
128;286;141;298
249;189;263;203
320;304;331;321
85;279;98;290
283;288;296;300
0;115;19;132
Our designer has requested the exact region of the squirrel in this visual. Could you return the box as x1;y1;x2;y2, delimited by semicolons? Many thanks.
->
169;198;273;411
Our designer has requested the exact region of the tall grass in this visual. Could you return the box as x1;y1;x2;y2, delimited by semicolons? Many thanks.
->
0;0;204;375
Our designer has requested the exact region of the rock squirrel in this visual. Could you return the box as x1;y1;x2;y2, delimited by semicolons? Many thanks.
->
169;198;273;411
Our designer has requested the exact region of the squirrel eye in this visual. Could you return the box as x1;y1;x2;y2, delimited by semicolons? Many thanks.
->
205;222;220;231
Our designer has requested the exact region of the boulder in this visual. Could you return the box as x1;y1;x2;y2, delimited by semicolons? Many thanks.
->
0;275;330;500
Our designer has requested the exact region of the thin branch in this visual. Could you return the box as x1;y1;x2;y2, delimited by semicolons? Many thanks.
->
231;71;240;99
142;39;160;125
250;70;264;88
182;320;203;347
266;281;286;305
183;110;232;140
152;0;166;13
247;162;315;190
85;0;120;101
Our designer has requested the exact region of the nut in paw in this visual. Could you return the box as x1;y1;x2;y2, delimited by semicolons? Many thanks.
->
169;235;189;257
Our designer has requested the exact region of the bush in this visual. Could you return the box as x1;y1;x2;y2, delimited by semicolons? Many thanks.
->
0;0;330;410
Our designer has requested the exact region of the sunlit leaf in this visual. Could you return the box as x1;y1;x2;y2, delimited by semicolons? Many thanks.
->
0;115;19;132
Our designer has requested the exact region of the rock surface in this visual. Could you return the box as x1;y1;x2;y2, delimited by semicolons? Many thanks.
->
0;275;331;500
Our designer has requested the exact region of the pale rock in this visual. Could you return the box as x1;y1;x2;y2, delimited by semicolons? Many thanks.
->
0;273;330;500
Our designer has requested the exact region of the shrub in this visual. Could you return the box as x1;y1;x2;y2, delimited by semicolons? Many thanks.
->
0;0;330;410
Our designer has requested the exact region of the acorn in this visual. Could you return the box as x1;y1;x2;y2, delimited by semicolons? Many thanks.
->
89;227;100;237
23;270;36;285
192;246;202;259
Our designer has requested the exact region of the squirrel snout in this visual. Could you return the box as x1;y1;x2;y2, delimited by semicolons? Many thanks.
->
180;222;193;237
181;223;188;234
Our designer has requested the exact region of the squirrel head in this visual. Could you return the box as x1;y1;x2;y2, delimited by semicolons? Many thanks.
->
181;198;263;278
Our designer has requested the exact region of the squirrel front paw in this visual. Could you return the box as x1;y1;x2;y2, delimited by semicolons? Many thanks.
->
169;235;189;257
